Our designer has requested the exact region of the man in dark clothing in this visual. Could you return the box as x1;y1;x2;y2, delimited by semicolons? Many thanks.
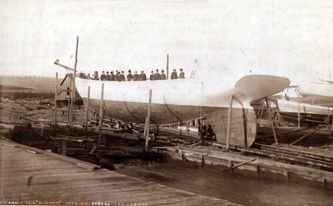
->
170;69;178;79
127;70;133;81
153;69;161;80
149;71;154;80
110;71;115;81
160;70;167;80
115;70;120;81
106;71;110;81
101;71;106;80
179;68;185;79
207;124;216;140
93;71;99;80
133;71;139;81
120;71;126;81
140;71;147;81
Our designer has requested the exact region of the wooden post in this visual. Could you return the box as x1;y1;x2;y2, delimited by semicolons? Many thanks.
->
144;89;152;151
166;54;169;79
256;165;261;180
226;95;233;150
67;88;71;125
61;140;67;156
69;36;79;126
54;72;58;125
297;89;301;128
85;86;90;133
186;121;190;136
331;108;333;134
98;83;104;146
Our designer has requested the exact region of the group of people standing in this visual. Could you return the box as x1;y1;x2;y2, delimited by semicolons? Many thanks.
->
99;70;126;81
93;68;185;82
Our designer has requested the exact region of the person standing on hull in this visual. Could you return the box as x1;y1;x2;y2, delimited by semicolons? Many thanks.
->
106;71;110;81
101;71;106;80
179;68;185;79
140;71;147;81
120;71;126;81
160;70;167;80
133;71;139;81
170;69;178;79
110;71;115;81
114;70;118;81
149;71;154;80
154;69;161;80
127;70;133;81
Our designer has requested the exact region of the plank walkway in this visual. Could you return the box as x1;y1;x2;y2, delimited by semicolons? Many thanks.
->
0;138;238;205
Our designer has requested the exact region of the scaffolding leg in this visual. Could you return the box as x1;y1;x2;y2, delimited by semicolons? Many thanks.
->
144;89;152;151
226;96;233;150
98;83;104;146
85;86;90;134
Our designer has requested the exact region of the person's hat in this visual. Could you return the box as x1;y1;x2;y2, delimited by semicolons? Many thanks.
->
128;70;131;73
156;69;159;72
161;70;164;72
180;68;183;71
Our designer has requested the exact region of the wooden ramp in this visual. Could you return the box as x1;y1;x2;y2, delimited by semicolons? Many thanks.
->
0;138;238;205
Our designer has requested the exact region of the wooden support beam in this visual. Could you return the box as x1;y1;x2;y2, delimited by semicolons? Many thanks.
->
297;90;301;128
85;86;90;133
61;140;67;156
144;89;152;151
166;54;169;80
256;165;261;180
226;95;233;150
54;72;58;125
331;108;333;134
69;36;79;126
98;83;105;146
289;126;323;146
224;158;256;171
201;155;205;167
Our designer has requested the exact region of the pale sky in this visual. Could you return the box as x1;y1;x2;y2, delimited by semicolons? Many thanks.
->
0;0;332;82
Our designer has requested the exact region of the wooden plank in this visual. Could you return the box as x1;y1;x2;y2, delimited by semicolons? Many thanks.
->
144;89;152;151
171;146;333;181
54;72;58;125
85;85;90;133
226;95;233;149
98;83;104;146
0;139;235;205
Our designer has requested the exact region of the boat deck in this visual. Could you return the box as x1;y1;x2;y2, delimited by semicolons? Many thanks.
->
0;138;238;205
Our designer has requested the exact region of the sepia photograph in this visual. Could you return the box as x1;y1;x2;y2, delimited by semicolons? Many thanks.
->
1;0;333;205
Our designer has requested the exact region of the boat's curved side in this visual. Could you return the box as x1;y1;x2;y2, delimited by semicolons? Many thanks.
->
87;99;257;147
76;78;257;147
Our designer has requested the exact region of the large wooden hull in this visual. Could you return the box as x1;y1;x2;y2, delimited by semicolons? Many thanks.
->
88;99;257;147
75;75;290;148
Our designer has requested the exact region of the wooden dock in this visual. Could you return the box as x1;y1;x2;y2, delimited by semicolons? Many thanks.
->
157;145;333;189
0;138;238;205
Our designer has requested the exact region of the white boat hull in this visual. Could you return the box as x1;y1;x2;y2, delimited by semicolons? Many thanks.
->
75;75;290;147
